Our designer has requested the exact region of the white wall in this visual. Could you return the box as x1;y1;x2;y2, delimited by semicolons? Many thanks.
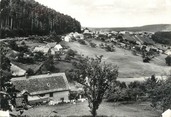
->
53;91;69;101
27;91;69;102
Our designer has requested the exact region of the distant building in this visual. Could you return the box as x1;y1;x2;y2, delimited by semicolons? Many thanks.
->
33;46;50;55
54;44;63;51
165;49;171;55
11;73;70;106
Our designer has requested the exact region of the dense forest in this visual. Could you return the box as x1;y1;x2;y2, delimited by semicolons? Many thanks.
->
152;31;171;45
0;0;81;38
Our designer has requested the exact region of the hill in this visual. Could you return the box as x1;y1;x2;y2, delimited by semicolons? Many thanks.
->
0;0;81;38
90;24;171;32
64;40;170;78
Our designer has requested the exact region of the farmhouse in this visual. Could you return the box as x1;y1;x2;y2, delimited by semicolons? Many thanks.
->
11;73;71;106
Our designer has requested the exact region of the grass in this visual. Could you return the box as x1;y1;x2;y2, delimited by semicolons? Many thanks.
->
12;101;161;117
65;40;170;78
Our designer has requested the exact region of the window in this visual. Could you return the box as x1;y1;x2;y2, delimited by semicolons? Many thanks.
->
39;94;45;97
60;97;64;102
50;93;53;97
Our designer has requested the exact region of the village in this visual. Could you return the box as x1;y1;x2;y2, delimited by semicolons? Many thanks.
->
1;27;171;116
1;0;171;116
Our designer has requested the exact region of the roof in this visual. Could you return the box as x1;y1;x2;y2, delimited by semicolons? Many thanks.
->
54;44;63;50
46;42;57;48
123;34;136;42
11;73;70;95
33;46;50;54
10;63;26;76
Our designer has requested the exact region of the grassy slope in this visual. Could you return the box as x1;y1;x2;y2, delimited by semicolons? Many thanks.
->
64;40;170;78
15;101;160;117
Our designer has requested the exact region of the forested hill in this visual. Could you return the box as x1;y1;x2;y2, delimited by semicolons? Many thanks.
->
90;24;171;32
0;0;81;38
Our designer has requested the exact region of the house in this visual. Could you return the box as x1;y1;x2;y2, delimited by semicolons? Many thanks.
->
10;63;26;76
33;46;50;55
64;35;72;42
11;73;71;106
46;42;57;48
54;44;63;51
162;109;171;117
165;49;171;55
0;110;9;117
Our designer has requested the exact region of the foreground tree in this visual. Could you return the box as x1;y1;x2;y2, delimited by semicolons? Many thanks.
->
73;56;118;117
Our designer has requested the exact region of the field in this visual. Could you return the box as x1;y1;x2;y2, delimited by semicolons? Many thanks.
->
62;40;170;78
11;101;161;117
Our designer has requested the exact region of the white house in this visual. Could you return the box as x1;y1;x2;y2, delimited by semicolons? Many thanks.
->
162;109;171;117
165;49;171;55
33;46;50;55
54;44;63;51
0;110;9;117
11;73;71;106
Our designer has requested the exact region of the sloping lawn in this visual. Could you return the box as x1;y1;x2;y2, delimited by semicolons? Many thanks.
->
65;41;170;78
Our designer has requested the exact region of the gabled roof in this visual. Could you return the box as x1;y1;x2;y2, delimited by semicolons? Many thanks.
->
46;42;57;48
123;34;136;42
11;73;70;95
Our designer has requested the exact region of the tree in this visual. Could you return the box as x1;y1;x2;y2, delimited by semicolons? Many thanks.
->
44;55;55;72
66;49;77;57
72;56;118;117
0;43;13;111
165;55;171;66
26;68;34;76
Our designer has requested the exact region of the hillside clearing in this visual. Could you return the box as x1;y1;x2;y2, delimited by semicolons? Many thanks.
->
64;41;170;78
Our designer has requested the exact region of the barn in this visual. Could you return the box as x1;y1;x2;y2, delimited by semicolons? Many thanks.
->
11;73;71;106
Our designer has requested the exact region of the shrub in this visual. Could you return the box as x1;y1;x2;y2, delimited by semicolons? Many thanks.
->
26;68;34;76
165;55;171;66
66;49;77;57
105;45;115;52
78;39;86;45
89;42;96;48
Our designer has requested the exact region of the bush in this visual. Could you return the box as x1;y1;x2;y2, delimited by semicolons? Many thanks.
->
78;39;86;45
66;49;77;57
105;45;115;52
26;68;34;76
165;55;171;66
89;42;96;48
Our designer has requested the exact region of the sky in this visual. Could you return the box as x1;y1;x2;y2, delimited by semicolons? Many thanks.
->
35;0;171;27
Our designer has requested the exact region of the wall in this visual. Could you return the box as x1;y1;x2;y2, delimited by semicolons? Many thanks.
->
27;91;70;104
52;91;69;102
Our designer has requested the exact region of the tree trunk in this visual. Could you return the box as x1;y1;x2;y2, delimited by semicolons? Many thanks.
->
91;102;97;117
92;107;97;117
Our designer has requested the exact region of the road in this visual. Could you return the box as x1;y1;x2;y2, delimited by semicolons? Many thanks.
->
0;37;28;42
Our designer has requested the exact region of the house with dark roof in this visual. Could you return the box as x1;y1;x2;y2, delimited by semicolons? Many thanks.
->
11;73;70;105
